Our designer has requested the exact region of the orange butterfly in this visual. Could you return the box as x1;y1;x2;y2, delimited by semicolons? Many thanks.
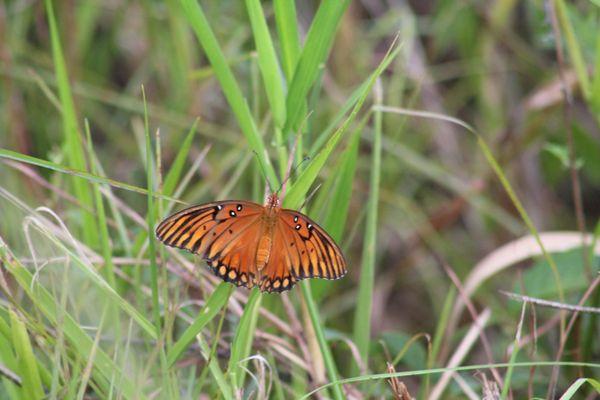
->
155;193;347;293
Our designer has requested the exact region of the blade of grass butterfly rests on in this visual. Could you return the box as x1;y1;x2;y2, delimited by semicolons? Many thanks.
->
279;39;401;400
227;288;262;390
0;149;183;204
353;78;384;375
283;0;352;138
320;116;366;242
309;117;365;300
310;77;371;156
273;0;301;81
245;0;286;129
167;283;233;366
9;309;44;399
285;38;401;209
0;248;146;400
45;0;98;246
180;0;279;188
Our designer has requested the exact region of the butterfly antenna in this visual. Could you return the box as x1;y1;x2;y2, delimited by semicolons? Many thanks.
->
278;156;311;200
252;150;274;195
298;183;321;211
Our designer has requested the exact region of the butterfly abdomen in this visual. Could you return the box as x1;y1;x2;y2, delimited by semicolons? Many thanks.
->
255;213;278;272
256;235;271;270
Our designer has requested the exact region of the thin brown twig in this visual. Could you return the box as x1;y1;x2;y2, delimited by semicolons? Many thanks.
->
500;290;600;314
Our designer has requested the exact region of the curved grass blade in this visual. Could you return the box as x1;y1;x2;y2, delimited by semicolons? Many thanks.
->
0;149;183;204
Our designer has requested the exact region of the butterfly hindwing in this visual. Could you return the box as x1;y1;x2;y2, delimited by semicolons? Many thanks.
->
257;210;347;293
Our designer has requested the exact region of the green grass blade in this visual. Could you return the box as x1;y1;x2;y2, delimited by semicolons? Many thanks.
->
283;0;352;136
559;378;600;399
0;249;145;400
300;283;344;400
298;361;600;399
284;41;400;209
245;0;286;128
142;88;162;334
554;0;591;99
162;120;199;198
197;335;233;400
501;302;527;399
44;0;98;246
0;149;182;204
227;289;262;390
590;32;600;117
167;284;233;366
84;121;117;290
320;119;364;241
273;0;301;81
180;0;279;188
352;80;383;373
9;309;44;400
22;218;157;339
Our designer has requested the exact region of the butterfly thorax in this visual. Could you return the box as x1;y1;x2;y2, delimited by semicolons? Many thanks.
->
264;192;281;209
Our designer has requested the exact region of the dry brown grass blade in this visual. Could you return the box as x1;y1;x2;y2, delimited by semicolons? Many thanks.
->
386;362;414;400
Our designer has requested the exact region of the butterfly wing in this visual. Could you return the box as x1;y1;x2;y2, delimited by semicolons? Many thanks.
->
155;201;264;288
258;210;347;293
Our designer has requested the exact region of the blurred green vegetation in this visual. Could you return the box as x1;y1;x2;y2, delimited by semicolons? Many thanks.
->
0;0;599;399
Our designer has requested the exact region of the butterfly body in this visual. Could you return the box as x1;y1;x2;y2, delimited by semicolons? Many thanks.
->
156;193;346;293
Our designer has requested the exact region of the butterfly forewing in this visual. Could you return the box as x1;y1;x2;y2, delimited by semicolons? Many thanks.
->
156;201;265;288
